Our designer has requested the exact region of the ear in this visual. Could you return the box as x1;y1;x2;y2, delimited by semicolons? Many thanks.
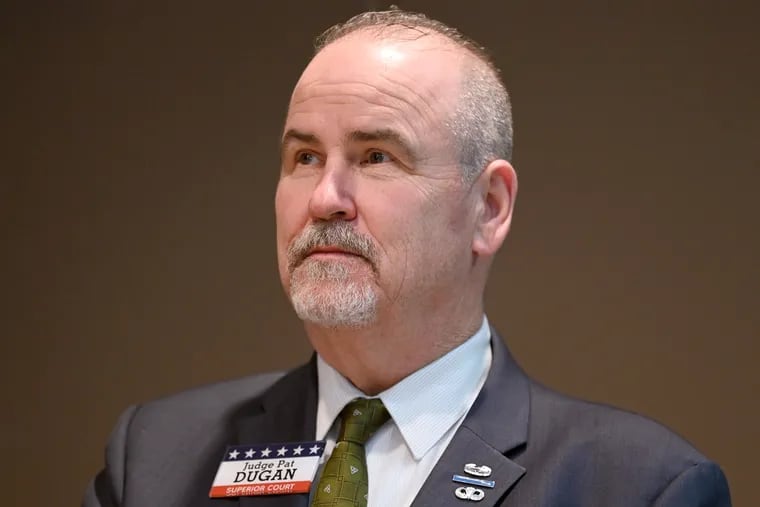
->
472;159;517;256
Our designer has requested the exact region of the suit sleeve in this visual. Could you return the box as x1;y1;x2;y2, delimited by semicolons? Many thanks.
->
652;461;732;507
82;405;140;507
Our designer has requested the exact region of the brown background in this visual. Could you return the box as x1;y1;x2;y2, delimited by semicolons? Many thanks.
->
2;1;758;506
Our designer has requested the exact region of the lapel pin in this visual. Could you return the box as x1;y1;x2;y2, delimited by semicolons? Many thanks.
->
455;486;485;502
453;474;495;489
464;463;492;477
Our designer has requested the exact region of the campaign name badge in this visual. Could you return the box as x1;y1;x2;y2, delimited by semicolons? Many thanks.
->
209;440;325;498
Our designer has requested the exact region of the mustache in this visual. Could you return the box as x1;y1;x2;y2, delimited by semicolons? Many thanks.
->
286;222;379;272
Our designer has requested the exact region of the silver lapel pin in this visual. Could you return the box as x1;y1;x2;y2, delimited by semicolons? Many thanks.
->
455;486;485;502
464;463;492;477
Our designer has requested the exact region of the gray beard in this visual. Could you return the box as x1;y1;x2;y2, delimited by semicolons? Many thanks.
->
289;259;377;328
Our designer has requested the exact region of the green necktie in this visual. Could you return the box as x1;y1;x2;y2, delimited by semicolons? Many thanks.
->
311;398;390;507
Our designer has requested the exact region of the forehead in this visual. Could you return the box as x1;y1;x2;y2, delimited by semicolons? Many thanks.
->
286;32;465;137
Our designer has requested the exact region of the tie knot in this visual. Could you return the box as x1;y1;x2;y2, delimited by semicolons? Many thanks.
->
337;398;390;445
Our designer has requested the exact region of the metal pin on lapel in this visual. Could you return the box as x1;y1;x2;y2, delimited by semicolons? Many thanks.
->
464;463;492;477
453;474;495;489
455;486;485;501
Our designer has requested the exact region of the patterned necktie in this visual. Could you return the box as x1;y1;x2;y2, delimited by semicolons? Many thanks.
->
311;398;390;507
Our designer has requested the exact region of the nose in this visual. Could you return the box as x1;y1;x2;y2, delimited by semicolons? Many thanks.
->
308;161;357;222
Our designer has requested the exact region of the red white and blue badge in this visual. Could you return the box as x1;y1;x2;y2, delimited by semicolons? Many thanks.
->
209;440;325;498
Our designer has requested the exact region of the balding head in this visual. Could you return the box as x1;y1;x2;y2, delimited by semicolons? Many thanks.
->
311;8;513;182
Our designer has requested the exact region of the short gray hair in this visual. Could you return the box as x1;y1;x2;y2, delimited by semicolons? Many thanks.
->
314;8;513;182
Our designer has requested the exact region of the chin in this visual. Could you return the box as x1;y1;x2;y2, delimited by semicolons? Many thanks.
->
289;281;378;329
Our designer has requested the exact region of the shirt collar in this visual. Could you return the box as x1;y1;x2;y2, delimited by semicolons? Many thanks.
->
316;316;492;460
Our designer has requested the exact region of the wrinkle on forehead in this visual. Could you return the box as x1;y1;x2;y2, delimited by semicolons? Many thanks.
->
290;80;440;135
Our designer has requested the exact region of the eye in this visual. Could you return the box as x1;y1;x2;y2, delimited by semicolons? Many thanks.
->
296;151;319;165
364;150;392;165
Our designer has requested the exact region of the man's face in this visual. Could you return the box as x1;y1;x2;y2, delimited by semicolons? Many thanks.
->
275;34;478;327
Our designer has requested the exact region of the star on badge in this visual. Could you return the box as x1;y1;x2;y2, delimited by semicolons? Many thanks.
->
228;450;239;459
292;445;304;455
260;447;272;457
244;449;255;458
277;446;287;456
309;444;322;455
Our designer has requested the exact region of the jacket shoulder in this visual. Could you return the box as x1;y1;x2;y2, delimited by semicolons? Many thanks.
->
87;371;289;507
528;382;710;465
519;382;728;504
128;370;287;434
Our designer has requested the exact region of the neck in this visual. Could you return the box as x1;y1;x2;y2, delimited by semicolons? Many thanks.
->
304;303;484;395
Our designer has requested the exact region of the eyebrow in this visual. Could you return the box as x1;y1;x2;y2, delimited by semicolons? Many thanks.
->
281;129;318;147
346;129;416;160
346;128;406;146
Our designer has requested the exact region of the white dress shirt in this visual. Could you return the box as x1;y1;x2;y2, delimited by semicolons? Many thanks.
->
313;316;493;507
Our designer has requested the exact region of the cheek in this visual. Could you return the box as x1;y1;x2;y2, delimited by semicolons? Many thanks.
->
275;180;310;239
359;189;439;273
274;181;309;281
408;195;474;264
362;183;460;241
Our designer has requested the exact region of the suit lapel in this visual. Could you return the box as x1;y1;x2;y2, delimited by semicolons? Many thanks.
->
223;357;319;507
411;331;529;507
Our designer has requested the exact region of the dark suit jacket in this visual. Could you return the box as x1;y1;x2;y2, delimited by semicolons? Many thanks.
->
83;331;731;506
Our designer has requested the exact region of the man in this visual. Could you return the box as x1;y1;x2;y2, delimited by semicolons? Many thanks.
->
84;8;731;507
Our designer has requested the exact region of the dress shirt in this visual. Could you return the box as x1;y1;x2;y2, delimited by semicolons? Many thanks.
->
313;316;493;507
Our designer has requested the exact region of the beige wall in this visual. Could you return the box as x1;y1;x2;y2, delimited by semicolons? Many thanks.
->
2;1;758;506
